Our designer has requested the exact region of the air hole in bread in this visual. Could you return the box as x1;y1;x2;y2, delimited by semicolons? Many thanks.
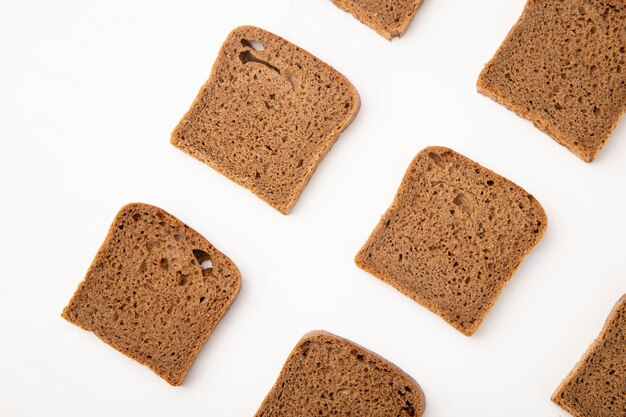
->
403;401;416;416
241;38;265;51
350;349;365;361
192;249;213;272
453;193;472;215
286;72;298;90
428;152;446;169
178;273;189;286
239;51;280;75
201;259;212;270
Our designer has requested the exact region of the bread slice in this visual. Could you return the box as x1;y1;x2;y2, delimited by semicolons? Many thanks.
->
331;0;425;40
552;295;626;417
254;331;425;417
171;26;360;214
355;146;547;336
61;203;241;385
477;0;626;162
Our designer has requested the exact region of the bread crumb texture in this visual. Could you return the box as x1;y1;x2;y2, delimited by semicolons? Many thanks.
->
171;26;360;214
356;147;547;336
552;295;626;417
254;331;425;417
331;0;425;39
478;0;626;162
61;203;241;385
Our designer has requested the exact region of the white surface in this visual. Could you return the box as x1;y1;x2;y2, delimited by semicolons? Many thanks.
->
1;0;624;415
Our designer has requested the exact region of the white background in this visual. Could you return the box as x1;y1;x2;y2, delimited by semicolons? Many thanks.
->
1;0;625;416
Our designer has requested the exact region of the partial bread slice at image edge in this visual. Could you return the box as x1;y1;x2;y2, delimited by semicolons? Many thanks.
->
254;330;425;417
62;203;241;385
331;0;425;40
477;0;626;162
355;146;547;336
171;26;360;214
475;2;592;162
551;294;626;417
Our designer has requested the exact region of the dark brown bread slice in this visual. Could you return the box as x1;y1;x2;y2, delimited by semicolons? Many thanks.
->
254;330;425;417
355;146;547;336
477;0;626;162
61;203;241;385
552;295;626;417
171;26;360;214
331;0;425;40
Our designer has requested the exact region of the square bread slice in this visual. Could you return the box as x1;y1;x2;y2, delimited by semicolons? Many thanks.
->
355;146;547;336
171;26;360;214
477;0;626;162
552;295;626;417
330;0;425;40
62;203;241;385
254;331;425;417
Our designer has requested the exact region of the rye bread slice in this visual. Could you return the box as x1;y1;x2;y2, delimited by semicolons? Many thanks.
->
355;146;547;336
552;295;626;417
330;0;425;40
477;0;626;162
61;203;241;385
171;26;360;214
254;331;425;417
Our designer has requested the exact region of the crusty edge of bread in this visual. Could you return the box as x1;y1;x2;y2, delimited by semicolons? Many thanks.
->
476;78;597;163
280;66;361;214
253;330;425;416
550;294;626;417
170;25;361;215
355;146;548;336
61;202;242;386
475;0;624;163
331;0;425;40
